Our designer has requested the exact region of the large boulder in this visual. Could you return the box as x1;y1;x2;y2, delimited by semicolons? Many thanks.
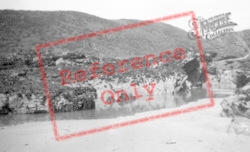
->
231;70;250;88
220;91;250;119
0;93;49;114
51;86;97;112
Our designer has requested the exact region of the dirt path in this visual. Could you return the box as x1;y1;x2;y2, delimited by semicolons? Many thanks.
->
215;42;250;63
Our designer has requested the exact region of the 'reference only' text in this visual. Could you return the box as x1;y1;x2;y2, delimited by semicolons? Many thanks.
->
58;48;186;86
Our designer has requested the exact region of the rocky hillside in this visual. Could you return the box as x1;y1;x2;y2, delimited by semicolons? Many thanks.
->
0;10;249;60
0;10;250;115
0;10;193;59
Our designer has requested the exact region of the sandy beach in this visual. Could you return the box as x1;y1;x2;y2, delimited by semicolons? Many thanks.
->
1;97;250;152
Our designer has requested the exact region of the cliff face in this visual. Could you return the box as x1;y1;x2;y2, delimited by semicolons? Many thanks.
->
1;48;214;115
0;57;193;114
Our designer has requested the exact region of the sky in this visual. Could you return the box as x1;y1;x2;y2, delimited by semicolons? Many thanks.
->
0;0;249;32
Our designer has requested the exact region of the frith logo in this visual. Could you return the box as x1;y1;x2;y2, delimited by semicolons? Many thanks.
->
188;12;237;40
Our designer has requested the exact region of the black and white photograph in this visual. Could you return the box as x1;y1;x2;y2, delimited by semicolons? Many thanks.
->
0;0;250;151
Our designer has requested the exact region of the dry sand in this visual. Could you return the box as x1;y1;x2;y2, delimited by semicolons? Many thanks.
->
0;98;250;152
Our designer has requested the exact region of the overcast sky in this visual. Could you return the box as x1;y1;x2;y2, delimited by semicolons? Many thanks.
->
0;0;249;32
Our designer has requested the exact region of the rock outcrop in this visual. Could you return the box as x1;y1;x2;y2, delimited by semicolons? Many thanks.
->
51;86;96;112
231;70;250;88
0;86;97;114
220;85;250;118
220;84;250;136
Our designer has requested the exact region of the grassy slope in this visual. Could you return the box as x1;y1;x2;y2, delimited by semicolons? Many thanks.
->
0;10;249;61
0;10;194;59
